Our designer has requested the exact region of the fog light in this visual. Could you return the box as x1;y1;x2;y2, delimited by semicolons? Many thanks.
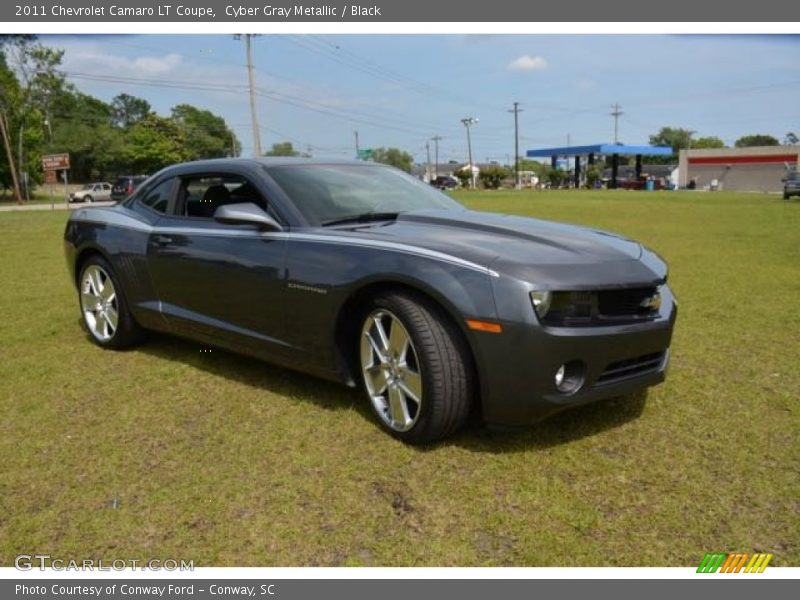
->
554;364;565;387
554;361;585;394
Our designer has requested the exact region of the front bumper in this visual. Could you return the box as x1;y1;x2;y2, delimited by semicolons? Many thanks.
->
472;284;677;427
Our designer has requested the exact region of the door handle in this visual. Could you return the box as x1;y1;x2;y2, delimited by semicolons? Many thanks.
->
152;234;173;246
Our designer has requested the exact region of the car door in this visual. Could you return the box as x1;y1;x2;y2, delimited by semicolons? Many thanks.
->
145;171;290;361
99;183;112;201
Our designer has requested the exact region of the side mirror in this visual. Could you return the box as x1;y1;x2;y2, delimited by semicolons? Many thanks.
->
214;202;283;231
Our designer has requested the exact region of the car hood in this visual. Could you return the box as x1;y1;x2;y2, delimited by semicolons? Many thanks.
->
325;209;666;287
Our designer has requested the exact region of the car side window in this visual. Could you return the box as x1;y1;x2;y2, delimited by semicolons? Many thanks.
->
179;174;268;219
139;178;174;214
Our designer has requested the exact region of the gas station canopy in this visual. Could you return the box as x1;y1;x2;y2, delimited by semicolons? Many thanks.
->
526;143;672;158
526;143;673;188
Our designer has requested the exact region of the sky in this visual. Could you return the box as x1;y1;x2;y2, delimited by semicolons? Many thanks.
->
42;34;800;164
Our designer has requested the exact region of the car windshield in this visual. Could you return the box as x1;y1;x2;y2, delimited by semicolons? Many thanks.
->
266;164;464;226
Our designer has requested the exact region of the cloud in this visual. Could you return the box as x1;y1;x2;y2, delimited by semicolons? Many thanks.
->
132;53;182;75
507;55;548;72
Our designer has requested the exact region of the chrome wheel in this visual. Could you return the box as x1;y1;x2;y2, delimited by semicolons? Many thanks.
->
80;264;118;342
360;309;423;432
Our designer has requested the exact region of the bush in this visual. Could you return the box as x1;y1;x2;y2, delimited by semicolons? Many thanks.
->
478;165;510;189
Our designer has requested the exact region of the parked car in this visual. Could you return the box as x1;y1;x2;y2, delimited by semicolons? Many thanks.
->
431;175;458;190
110;176;148;202
64;159;677;443
783;171;800;200
69;182;112;203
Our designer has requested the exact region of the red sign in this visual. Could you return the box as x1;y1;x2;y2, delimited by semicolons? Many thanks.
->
688;154;798;166
42;153;70;171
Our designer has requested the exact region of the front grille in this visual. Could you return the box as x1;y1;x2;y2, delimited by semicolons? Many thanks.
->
540;286;661;326
598;287;659;318
596;351;665;385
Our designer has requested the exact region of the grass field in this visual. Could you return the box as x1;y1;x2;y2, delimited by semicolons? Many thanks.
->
0;190;797;567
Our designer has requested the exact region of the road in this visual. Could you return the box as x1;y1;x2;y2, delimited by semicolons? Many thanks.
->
0;201;115;213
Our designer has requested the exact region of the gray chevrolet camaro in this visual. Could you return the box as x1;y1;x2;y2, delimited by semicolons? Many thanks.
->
64;158;677;443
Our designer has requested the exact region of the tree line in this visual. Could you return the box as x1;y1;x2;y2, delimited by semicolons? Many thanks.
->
0;36;240;202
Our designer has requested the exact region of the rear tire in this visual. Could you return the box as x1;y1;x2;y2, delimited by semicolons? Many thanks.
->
358;291;474;443
78;256;144;349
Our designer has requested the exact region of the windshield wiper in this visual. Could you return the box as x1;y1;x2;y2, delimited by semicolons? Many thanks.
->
321;211;400;227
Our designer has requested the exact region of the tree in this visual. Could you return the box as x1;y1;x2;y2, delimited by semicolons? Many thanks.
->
649;127;695;154
111;93;151;129
453;167;471;188
546;166;565;188
735;134;779;148
122;114;189;174
693;136;725;149
0;51;22;200
264;141;299;157
585;164;603;188
478;164;509;189
370;147;413;173
784;132;798;145
517;158;550;178
172;104;239;159
0;35;65;201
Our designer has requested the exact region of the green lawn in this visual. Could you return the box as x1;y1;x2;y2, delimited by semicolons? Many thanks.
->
0;190;797;567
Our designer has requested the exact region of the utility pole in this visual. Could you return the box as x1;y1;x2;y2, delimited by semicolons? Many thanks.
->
0;113;22;204
238;34;262;157
508;102;523;189
611;103;623;144
431;136;442;179
354;130;360;158
461;117;478;189
425;141;431;182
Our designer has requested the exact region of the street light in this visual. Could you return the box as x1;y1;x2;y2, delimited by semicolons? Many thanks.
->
461;117;478;189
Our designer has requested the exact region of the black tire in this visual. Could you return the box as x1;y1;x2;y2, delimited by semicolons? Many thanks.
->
84;195;93;203
359;291;475;443
78;255;144;349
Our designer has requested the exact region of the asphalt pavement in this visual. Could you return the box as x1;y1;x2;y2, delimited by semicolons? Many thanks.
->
0;201;115;212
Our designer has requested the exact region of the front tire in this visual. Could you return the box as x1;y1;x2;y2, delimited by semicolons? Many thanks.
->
78;256;143;349
84;195;93;203
359;292;474;443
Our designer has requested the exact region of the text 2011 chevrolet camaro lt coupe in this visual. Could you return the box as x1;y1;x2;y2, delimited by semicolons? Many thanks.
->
64;159;677;443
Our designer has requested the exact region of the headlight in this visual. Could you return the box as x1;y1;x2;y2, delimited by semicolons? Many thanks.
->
530;290;552;319
530;290;593;324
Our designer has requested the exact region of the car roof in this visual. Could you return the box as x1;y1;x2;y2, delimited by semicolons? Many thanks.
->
161;157;382;172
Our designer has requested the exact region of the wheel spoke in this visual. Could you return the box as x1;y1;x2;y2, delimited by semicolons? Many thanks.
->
81;292;101;310
94;311;107;337
372;315;391;353
365;330;388;364
100;284;115;302
89;268;104;297
105;307;119;332
399;369;422;404
388;385;410;427
365;364;388;395
388;319;409;359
